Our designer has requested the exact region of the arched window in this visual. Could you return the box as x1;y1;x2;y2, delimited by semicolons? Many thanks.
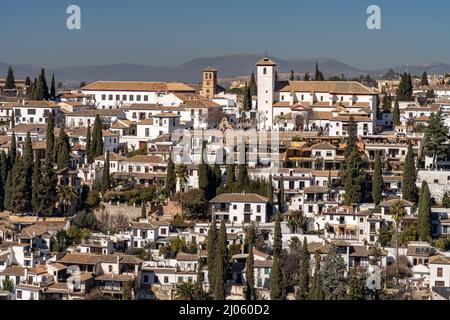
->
419;259;423;265
413;258;417;265
263;68;267;75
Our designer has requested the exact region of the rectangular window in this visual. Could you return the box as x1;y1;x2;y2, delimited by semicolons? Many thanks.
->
137;95;141;101
164;276;169;284
27;109;36;115
116;95;120;100
102;95;106;100
122;95;127;101
437;268;443;277
129;95;134;101
144;95;148;101
109;95;113;101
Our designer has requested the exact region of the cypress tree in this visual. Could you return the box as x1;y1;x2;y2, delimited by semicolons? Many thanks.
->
249;72;257;96
50;74;56;100
56;128;70;170
23;132;33;205
314;63;321;81
397;73;413;101
421;71;429;86
237;145;249;191
4;66;15;89
32;160;42;214
0;168;4;211
86;125;93;164
166;157;176;195
297;237;310;300
402;142;418;203
213;220;228;300
226;164;236;189
278;177;285;213
40;158;57;216
341;117;366;205
45;113;55;163
417;181;431;241
392;99;400;126
101;151;111;194
4;171;12;211
10;132;16;165
309;253;325;300
213;163;222;190
36;68;49;100
207;220;217;292
242;83;251;112
304;73;310;81
245;246;256;300
140;203;147;219
0;150;8;188
91;115;104;158
273;213;282;257
267;175;274;206
11;156;31;213
290;70;295;81
198;141;212;199
270;255;283;300
372;151;383;206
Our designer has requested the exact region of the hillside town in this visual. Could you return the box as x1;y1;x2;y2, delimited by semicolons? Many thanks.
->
1;58;450;301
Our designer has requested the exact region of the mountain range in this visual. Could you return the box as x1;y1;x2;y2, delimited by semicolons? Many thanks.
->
2;54;450;86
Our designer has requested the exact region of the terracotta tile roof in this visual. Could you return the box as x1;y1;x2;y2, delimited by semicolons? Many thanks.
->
176;252;199;262
0;265;25;276
126;155;165;164
46;282;69;293
256;58;277;66
12;100;59;108
311;141;337;150
94;152;127;162
82;81;195;92
279;81;375;95
380;199;413;208
28;265;48;274
9;124;47;134
58;253;102;265
95;273;134;282
48;263;67;271
152;112;181;118
429;255;450;265
303;186;329;194
65;109;123;117
310;111;333;121
210;193;269;203
330;115;373;122
111;119;134;129
127;104;186;111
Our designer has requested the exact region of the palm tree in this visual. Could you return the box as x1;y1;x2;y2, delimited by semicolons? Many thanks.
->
57;185;77;216
175;281;196;300
176;164;189;203
392;200;406;284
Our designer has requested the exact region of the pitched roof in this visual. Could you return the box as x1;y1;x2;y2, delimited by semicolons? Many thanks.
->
279;81;375;95
58;253;102;265
210;193;269;203
303;186;329;194
0;265;25;276
311;141;337;150
82;81;195;92
126;155;165;164
380;199;414;208
94;152;127;162
429;255;450;265
256;58;277;66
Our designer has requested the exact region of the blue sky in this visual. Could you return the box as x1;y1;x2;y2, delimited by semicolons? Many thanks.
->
1;0;449;69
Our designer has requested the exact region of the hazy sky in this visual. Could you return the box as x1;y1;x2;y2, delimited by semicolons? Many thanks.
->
1;0;449;70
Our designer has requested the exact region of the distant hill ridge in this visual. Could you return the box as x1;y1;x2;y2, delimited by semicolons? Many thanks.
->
2;54;450;85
